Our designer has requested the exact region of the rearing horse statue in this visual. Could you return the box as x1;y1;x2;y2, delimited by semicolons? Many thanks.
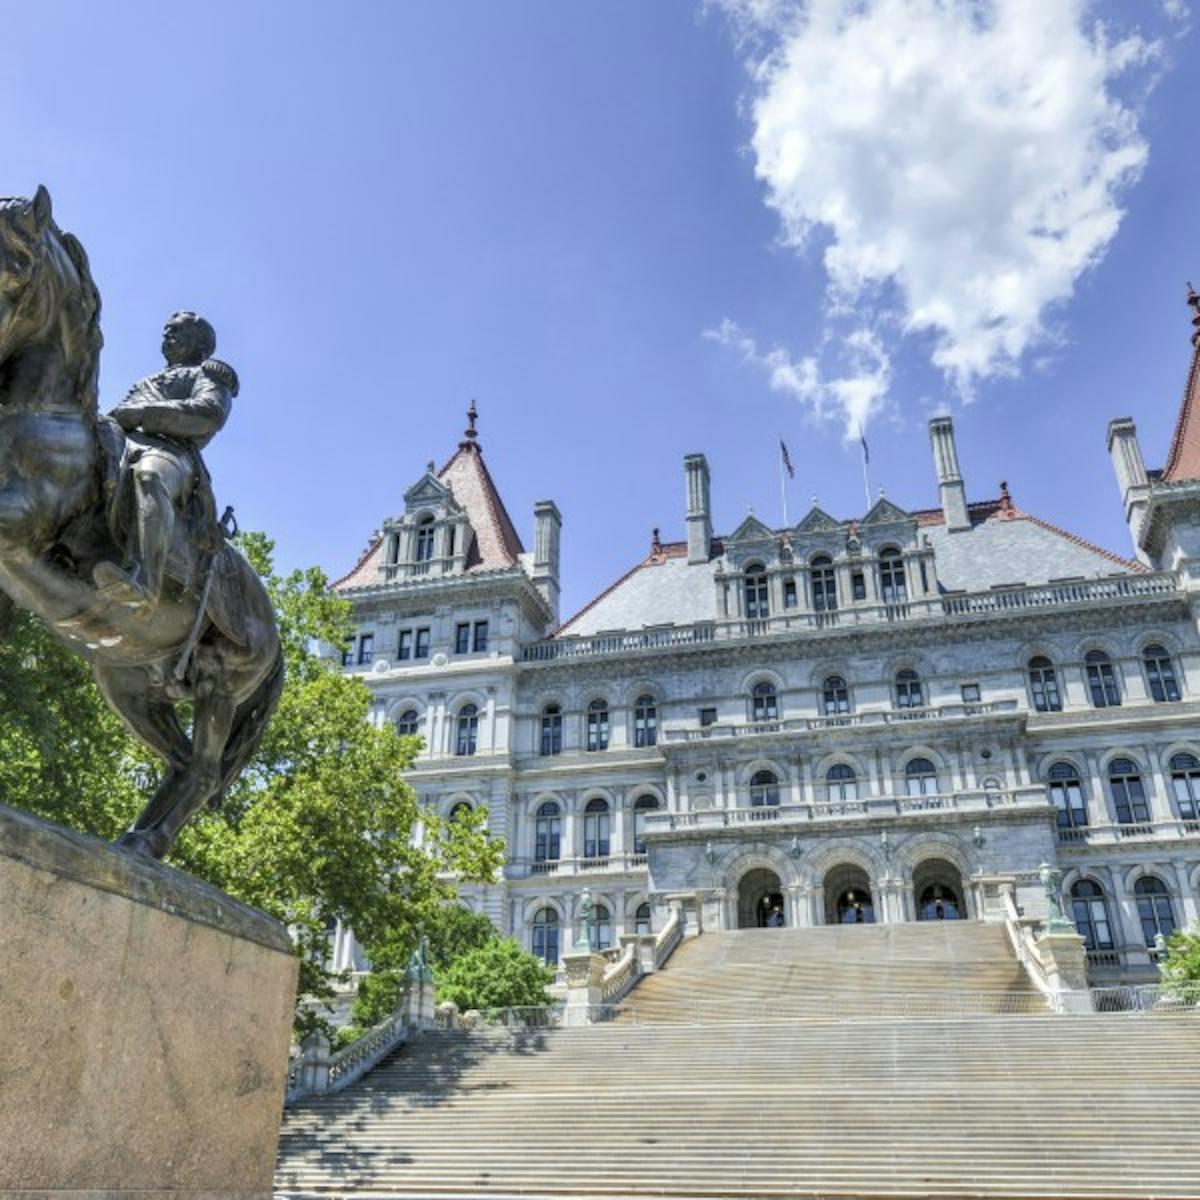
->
0;187;283;859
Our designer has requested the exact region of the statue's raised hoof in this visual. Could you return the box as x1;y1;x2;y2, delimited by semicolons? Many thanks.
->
116;828;168;860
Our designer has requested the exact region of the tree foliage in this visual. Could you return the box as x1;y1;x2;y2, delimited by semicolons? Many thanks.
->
437;938;555;1012
0;533;506;1034
1161;926;1200;990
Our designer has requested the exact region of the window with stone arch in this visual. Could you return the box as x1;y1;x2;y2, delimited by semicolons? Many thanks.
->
583;797;611;859
534;801;561;863
540;703;563;756
588;902;613;951
634;694;658;748
396;708;420;737
635;901;652;935
895;668;923;709
586;698;610;752
822;675;850;716
879;547;907;603
1169;752;1200;820
1028;656;1062;713
448;800;472;824
633;794;660;855
1133;876;1177;947
455;703;479;756
744;563;770;620
1108;757;1150;825
811;555;838;612
751;681;778;723
1070;879;1114;951
1143;643;1181;703
827;762;858;802
1047;761;1087;829
749;769;781;809
414;515;436;564
905;757;938;797
531;907;559;964
1085;650;1121;708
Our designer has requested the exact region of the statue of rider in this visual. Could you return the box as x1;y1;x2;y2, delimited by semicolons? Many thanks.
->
93;311;237;610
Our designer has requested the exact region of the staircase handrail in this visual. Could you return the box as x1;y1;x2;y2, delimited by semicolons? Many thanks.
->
652;907;683;970
600;941;640;1004
1000;888;1059;1008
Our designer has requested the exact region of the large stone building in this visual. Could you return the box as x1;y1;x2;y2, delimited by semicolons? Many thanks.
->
327;301;1200;986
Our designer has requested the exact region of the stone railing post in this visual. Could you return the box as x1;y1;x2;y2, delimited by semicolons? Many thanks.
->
403;935;437;1031
621;932;657;975
1034;863;1093;1013
299;1029;331;1094
561;950;607;1025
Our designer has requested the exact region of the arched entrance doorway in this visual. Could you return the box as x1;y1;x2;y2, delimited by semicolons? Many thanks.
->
913;858;966;920
738;867;785;928
824;863;875;924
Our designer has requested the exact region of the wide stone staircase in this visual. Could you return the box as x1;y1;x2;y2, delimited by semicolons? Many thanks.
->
276;924;1200;1198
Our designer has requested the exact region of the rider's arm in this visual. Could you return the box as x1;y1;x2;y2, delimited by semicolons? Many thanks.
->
135;376;231;440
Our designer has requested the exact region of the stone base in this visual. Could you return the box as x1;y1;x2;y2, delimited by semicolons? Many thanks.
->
0;804;298;1199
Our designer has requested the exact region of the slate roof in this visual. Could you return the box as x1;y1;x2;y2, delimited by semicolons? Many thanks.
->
556;499;1141;638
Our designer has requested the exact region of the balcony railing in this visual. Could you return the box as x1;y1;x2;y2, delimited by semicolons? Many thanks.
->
1057;818;1200;846
522;572;1180;663
642;786;1047;834
509;853;651;878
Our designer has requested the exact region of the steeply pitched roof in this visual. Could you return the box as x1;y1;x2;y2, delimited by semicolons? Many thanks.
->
1160;292;1200;483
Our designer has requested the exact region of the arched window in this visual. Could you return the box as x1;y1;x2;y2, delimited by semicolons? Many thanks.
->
895;669;923;709
1028;656;1062;713
1108;757;1149;825
1134;876;1177;947
532;907;559;964
749;769;781;808
455;704;479;756
879;548;907;603
1169;752;1200;820
1085;650;1121;708
1143;644;1181;703
633;795;659;855
534;801;561;863
586;699;610;752
744;564;769;620
634;694;658;748
414;517;435;563
588;903;613;951
634;902;652;935
396;708;419;736
583;797;610;859
811;555;838;612
905;758;938;797
827;763;858;802
1048;762;1087;829
822;675;850;716
540;704;562;756
751;681;778;723
448;800;472;824
1071;879;1114;951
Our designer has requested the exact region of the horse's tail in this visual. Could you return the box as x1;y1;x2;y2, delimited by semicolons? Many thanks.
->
213;647;285;807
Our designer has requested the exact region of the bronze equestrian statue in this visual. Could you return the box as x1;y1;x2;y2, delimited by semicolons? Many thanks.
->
0;186;283;860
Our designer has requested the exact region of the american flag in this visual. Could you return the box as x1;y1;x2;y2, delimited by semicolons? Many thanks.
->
860;432;870;465
779;439;795;478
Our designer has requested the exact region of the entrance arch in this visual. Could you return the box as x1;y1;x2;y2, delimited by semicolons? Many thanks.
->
913;858;966;920
738;867;785;928
824;863;875;924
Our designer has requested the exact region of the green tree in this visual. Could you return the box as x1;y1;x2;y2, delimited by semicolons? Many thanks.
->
1161;926;1200;994
0;534;506;1034
437;938;555;1012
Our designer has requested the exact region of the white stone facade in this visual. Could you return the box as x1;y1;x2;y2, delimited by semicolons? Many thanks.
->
332;332;1200;986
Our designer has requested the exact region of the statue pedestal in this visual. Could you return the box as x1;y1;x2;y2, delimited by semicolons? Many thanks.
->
1035;926;1093;1014
0;804;297;1198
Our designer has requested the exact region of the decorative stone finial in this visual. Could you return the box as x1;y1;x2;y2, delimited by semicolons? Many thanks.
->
426;460;436;475
999;480;1015;517
1188;283;1200;348
650;527;663;558
465;399;478;439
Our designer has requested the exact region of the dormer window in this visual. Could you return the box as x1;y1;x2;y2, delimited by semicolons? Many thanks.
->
811;556;837;612
879;548;907;603
744;565;769;619
414;518;435;563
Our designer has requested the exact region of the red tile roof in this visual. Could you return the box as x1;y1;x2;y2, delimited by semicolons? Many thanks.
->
1161;334;1200;484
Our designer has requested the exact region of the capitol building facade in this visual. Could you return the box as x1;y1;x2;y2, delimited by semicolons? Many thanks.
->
328;309;1200;987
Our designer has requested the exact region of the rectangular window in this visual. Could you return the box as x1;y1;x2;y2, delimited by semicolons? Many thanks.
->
342;641;356;668
852;572;866;602
783;579;798;609
961;683;981;703
699;706;717;727
414;627;430;659
357;633;374;665
455;623;471;654
397;629;412;661
473;620;489;652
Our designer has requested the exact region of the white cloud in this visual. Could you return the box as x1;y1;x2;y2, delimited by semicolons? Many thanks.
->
713;0;1162;431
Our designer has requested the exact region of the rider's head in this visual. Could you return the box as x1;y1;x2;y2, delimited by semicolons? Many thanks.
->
162;311;216;366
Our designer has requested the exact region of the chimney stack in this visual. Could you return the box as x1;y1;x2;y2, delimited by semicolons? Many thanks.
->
532;499;562;623
928;417;971;532
684;453;712;564
1106;418;1150;561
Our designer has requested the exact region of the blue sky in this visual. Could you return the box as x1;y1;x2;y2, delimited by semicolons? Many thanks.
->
2;1;1196;619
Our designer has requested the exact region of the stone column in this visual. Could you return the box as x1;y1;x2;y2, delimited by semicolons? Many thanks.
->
298;1030;331;1094
610;786;626;859
1144;750;1175;825
1109;869;1149;965
1173;861;1199;927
